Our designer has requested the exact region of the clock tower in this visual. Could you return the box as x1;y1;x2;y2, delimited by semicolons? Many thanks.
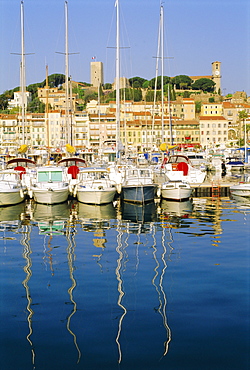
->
212;61;221;93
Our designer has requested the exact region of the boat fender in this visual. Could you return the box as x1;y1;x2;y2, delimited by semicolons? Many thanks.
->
117;184;121;194
20;188;24;198
156;186;161;198
28;190;33;198
73;187;77;198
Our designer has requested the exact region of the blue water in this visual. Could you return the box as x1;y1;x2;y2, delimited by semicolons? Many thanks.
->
0;197;249;370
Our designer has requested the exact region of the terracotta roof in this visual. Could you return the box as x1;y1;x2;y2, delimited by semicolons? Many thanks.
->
199;116;227;120
222;102;235;108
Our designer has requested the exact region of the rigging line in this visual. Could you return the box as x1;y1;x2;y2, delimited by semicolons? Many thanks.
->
104;2;117;84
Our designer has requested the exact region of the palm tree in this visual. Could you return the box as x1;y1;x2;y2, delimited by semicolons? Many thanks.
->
238;110;248;146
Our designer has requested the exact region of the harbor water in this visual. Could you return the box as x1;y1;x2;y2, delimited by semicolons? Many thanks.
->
0;196;249;370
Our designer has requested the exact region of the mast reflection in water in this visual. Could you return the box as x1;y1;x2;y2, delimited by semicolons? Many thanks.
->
0;197;249;370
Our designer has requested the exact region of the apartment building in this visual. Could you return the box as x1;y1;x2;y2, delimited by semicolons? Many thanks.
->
0;114;18;154
8;91;32;110
37;86;77;110
199;116;228;147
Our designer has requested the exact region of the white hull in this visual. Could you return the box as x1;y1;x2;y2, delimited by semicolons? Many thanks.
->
0;189;25;206
77;188;116;205
165;169;206;184
32;187;69;205
161;182;192;201
230;184;250;197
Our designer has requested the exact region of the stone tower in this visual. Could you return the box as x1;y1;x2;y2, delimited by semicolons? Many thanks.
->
211;61;221;93
90;61;104;87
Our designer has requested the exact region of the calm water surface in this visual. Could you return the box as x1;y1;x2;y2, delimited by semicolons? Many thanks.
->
0;196;249;370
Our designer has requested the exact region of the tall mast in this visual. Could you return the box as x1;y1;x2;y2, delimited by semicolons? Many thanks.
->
45;65;50;161
160;4;164;143
65;1;69;145
20;0;26;145
115;0;120;160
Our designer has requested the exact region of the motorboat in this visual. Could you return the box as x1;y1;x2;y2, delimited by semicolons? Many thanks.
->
230;180;250;197
225;157;244;172
0;170;26;206
120;166;157;203
57;157;87;193
162;154;206;184
74;168;117;205
160;180;192;201
28;166;70;205
183;151;208;172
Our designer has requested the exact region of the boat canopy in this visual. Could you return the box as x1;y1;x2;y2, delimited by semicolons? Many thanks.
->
57;157;87;167
6;157;36;168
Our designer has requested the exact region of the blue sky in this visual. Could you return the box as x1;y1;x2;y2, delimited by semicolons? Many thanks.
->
0;0;249;95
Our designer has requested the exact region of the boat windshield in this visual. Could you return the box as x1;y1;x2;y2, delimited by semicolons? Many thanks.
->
38;171;63;182
168;156;189;164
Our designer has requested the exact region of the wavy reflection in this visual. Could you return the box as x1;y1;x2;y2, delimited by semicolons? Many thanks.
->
115;220;127;364
66;220;81;364
21;223;35;368
152;219;172;358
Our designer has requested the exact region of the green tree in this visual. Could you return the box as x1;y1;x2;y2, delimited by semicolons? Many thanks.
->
27;97;46;113
148;76;170;89
172;75;193;89
191;78;215;92
0;93;9;110
103;83;112;90
129;77;147;88
238;110;248;144
145;90;162;102
142;81;149;89
195;101;202;114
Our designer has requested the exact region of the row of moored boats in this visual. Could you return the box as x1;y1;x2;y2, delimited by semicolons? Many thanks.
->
2;153;249;207
0;154;207;206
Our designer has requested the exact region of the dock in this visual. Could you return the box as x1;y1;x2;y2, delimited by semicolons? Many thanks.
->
154;172;234;197
191;182;231;197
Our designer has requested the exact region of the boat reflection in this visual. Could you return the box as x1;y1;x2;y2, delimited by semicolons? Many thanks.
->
161;199;193;218
121;201;157;223
31;201;81;364
230;193;250;210
76;201;116;221
0;203;27;237
32;201;70;222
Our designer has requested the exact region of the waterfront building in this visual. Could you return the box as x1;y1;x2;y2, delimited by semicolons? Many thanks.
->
199;115;228;148
0;114;18;154
74;111;89;150
172;119;200;148
201;102;223;116
37;86;77;110
8;91;32;110
171;97;196;120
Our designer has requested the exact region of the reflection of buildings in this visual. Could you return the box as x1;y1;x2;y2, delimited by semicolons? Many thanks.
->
192;197;223;246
